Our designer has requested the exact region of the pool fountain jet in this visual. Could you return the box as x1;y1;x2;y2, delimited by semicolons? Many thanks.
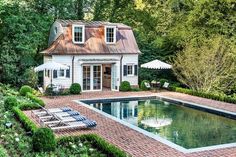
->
141;118;172;129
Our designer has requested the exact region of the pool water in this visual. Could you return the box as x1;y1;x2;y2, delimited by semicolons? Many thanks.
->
83;98;236;149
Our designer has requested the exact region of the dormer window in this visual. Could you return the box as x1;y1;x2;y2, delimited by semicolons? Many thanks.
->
54;27;58;34
72;25;85;44
105;26;116;44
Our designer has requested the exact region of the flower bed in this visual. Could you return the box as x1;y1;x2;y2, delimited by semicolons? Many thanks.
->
0;84;128;157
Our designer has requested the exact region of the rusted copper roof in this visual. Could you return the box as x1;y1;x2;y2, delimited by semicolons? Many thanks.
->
42;20;141;55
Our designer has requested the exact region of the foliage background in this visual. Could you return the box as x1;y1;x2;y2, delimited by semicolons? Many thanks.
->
0;0;235;93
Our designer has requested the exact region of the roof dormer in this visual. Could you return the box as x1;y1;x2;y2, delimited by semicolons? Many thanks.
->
72;24;85;44
105;26;116;44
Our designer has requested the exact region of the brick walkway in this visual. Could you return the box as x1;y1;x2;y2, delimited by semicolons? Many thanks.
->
24;91;236;157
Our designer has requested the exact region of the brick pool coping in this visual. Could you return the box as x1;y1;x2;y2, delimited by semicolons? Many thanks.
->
24;91;236;157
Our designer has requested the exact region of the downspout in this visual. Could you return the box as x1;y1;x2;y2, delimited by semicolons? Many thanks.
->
72;56;75;84
120;55;123;83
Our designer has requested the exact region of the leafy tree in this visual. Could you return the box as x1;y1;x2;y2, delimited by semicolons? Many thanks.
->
173;36;236;92
76;0;84;19
187;0;236;41
21;68;38;88
0;1;52;86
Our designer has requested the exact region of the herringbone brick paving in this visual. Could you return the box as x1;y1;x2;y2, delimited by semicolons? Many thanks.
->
24;91;236;157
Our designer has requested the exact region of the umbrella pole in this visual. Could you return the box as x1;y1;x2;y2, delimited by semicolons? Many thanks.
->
51;70;53;96
51;70;53;86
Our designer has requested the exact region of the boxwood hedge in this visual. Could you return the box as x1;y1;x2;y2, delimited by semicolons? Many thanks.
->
175;87;236;104
12;107;38;133
58;134;129;157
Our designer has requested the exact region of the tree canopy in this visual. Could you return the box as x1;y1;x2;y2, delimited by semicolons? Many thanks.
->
0;0;235;94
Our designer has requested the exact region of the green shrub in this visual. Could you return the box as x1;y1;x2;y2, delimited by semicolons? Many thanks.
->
159;79;168;86
169;82;181;91
19;85;32;96
18;102;41;110
0;146;8;157
12;107;38;132
26;92;45;107
175;87;236;104
32;128;56;152
4;96;18;111
140;80;150;91
58;134;128;157
0;83;19;96
131;87;141;92
69;83;81;94
120;81;131;92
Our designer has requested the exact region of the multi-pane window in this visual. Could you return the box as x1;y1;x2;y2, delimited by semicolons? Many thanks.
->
58;69;65;77
105;26;116;44
127;65;133;75
93;65;101;90
73;25;84;44
83;66;91;90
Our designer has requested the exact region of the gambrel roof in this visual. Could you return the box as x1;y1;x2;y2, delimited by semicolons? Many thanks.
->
42;20;141;55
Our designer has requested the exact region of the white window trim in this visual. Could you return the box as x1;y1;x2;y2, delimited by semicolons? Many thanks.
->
57;69;66;78
105;26;116;44
72;24;85;44
127;64;134;76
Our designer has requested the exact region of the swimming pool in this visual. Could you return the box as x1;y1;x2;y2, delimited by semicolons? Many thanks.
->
79;96;236;151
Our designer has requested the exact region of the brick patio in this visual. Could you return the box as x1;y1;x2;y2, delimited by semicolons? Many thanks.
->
24;91;236;157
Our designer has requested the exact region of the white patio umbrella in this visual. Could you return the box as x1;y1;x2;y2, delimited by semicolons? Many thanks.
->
34;61;69;86
141;59;172;69
141;59;172;89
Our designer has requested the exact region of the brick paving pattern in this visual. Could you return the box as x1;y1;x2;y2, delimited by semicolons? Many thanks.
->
24;91;236;157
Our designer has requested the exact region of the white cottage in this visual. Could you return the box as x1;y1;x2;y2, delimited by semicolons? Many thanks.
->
41;20;141;92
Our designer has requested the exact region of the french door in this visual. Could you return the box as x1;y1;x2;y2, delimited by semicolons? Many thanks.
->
93;65;101;90
83;66;91;90
111;64;117;91
82;65;102;91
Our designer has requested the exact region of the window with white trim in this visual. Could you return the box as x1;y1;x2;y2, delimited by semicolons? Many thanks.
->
72;25;85;44
105;26;116;44
58;69;65;78
53;66;70;79
127;65;134;76
54;27;58;34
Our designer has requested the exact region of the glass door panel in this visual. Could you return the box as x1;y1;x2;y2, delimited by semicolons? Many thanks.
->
111;64;117;90
93;65;101;90
83;66;90;90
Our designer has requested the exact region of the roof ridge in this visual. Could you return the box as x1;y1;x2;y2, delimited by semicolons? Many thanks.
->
55;19;130;28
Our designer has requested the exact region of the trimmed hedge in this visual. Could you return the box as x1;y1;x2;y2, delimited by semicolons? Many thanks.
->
175;87;236;104
32;128;56;152
12;107;38;132
19;85;32;96
0;146;8;157
4;96;18;111
18;102;41;110
26;92;45;107
58;134;129;157
120;81;131;92
69;83;81;94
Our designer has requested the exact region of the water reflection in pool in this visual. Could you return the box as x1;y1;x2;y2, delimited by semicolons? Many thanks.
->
87;99;236;149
